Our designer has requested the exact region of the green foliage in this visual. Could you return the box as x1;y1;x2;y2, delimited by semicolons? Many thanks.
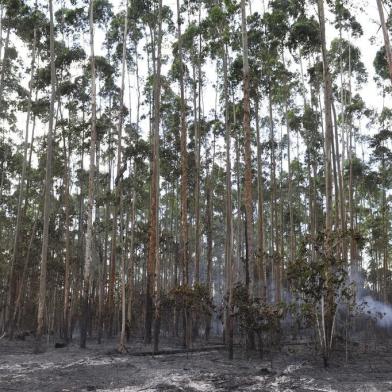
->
55;7;86;33
287;231;354;328
93;0;113;25
333;0;363;37
288;15;320;55
374;46;389;80
231;283;284;335
329;38;367;84
167;283;214;317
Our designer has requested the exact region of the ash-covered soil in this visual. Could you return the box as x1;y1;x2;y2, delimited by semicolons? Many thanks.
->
1;337;391;391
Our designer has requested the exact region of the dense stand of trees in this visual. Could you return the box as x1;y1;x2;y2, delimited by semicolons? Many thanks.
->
0;0;392;364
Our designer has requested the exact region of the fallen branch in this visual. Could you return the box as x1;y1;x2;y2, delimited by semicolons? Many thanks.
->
124;345;225;357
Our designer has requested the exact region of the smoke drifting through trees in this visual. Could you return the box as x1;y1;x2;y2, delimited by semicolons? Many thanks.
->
361;296;392;328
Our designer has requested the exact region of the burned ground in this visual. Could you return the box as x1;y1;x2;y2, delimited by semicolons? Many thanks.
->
1;337;392;391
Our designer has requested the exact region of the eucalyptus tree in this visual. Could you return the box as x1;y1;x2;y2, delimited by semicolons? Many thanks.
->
183;25;200;286
181;1;208;287
114;0;129;353
142;0;168;350
35;0;56;352
201;0;239;357
204;120;216;340
240;0;254;301
95;0;130;347
123;0;145;338
79;0;97;349
76;0;112;348
306;0;335;367
175;0;189;294
247;1;291;303
151;0;163;354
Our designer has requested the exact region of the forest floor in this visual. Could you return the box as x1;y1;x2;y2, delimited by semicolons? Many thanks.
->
1;336;392;391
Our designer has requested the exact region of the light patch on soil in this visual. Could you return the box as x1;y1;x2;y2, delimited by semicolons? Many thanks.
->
299;380;340;392
283;363;303;374
0;355;130;382
97;372;216;392
97;388;139;392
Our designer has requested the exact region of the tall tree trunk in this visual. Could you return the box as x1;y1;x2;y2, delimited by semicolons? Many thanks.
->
235;109;242;284
197;17;203;285
80;0;97;349
99;163;111;343
144;31;154;346
62;125;71;343
152;0;163;354
127;43;140;334
75;105;86;340
177;0;189;288
35;0;56;352
145;0;162;347
332;102;346;260
282;55;295;265
118;0;129;352
381;150;388;302
337;24;347;263
330;117;340;230
223;45;234;359
255;99;266;300
318;0;335;366
268;90;279;302
193;61;201;284
347;48;356;274
96;141;105;345
205;142;214;341
176;0;190;350
241;0;254;296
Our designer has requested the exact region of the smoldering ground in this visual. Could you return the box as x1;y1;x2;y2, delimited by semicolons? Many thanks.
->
1;337;392;392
